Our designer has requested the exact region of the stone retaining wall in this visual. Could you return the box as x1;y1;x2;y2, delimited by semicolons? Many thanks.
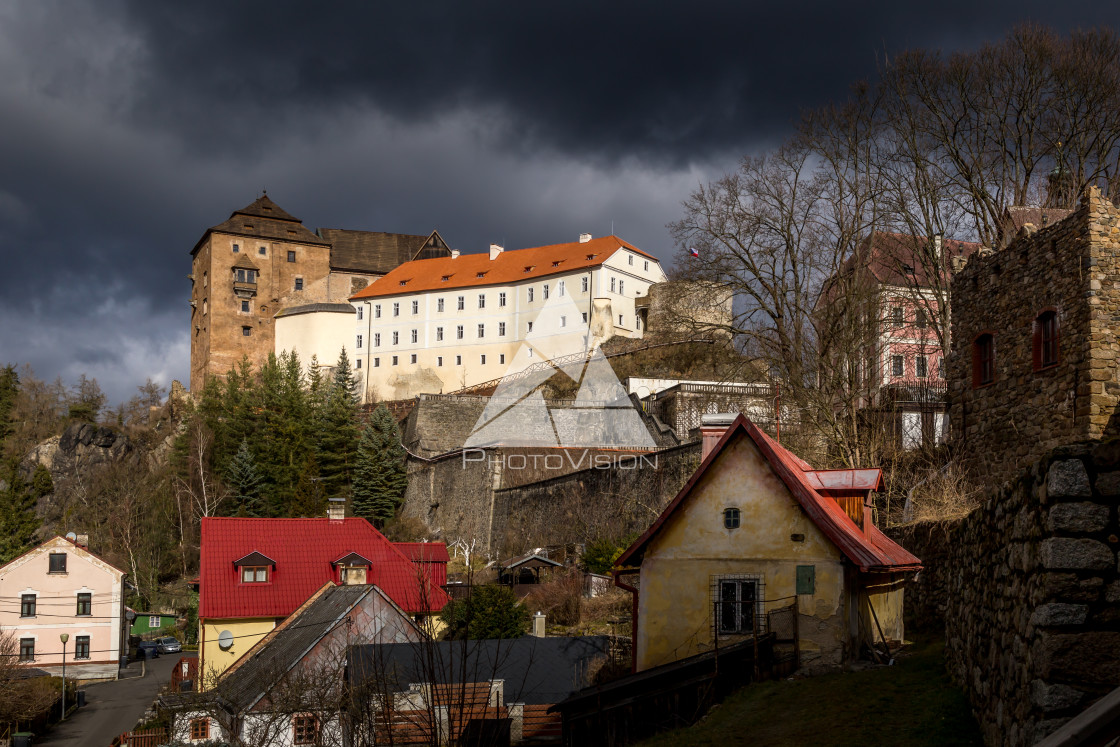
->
896;440;1120;744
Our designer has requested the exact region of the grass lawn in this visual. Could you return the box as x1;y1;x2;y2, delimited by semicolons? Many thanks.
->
636;633;981;747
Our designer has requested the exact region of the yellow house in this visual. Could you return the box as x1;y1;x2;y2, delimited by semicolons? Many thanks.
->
615;414;920;671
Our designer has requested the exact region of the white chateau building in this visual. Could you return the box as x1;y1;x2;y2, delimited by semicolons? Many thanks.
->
276;234;667;402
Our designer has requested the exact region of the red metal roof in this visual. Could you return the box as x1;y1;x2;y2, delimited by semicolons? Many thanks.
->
199;518;449;619
394;542;451;563
616;415;921;573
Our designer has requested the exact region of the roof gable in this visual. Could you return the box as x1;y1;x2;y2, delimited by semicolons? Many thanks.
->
318;228;452;275
0;535;126;579
616;415;920;573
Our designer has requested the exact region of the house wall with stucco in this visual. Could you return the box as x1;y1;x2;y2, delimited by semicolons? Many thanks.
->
0;536;126;680
635;434;850;670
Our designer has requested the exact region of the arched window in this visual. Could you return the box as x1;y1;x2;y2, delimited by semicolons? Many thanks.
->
1033;309;1059;370
972;333;995;388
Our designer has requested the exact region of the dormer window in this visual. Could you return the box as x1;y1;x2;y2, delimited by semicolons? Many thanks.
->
333;552;372;585
441;275;451;282
524;266;534;273
586;254;596;260
242;566;269;583
399;279;409;286
234;551;275;584
476;272;487;278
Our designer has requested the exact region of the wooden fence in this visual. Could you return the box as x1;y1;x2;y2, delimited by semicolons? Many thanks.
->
112;728;168;747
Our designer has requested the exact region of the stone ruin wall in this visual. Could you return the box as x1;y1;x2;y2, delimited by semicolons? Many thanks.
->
892;441;1120;745
949;187;1120;486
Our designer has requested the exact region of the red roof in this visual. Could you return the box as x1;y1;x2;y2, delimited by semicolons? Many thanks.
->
199;517;449;619
394;542;451;563
616;415;921;573
349;235;656;300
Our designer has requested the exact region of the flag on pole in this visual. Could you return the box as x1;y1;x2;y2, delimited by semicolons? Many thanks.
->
689;246;700;258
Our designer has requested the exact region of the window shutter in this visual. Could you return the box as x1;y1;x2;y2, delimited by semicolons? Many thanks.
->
796;565;815;595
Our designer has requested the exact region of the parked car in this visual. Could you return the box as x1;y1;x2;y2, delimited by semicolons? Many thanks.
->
156;636;182;654
137;641;160;659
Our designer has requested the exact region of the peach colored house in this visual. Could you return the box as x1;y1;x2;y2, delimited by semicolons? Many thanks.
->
0;536;128;680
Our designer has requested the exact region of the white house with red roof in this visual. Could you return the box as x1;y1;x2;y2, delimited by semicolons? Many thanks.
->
198;514;448;684
615;413;920;671
275;233;667;402
0;535;129;681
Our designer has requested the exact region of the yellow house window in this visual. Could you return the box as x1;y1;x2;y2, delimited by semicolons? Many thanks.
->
723;507;741;529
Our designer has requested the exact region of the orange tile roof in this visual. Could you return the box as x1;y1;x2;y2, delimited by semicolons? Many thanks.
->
349;235;657;301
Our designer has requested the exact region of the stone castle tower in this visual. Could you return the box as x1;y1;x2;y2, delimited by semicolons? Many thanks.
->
189;195;451;394
950;186;1120;483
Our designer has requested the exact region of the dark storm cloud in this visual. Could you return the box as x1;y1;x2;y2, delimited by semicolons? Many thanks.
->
2;0;1120;404
120;0;1120;164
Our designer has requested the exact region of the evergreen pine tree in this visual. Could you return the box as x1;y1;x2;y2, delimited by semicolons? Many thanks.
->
0;364;18;446
0;462;48;563
226;438;265;517
351;405;408;524
317;349;360;502
288;454;327;518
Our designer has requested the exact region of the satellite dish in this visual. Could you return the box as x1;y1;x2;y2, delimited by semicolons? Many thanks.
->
218;630;234;651
65;532;77;542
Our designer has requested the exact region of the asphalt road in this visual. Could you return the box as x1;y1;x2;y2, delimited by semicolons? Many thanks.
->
35;653;194;747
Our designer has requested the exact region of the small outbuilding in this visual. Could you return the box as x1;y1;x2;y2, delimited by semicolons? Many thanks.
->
615;413;921;671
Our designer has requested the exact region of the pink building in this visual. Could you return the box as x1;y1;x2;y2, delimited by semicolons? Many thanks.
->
0;536;129;680
841;232;981;449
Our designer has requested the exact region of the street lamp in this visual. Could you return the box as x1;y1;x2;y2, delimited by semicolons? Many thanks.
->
59;633;68;721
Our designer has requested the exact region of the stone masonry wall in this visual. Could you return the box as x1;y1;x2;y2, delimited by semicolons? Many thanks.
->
401;443;700;559
896;441;1120;745
950;187;1120;486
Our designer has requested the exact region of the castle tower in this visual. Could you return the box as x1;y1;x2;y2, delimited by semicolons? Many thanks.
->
189;194;332;394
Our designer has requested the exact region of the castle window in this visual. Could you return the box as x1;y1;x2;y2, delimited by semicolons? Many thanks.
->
357;307;363;320
610;277;616;293
527;322;533;333
582;277;589;293
543;284;550;299
412;300;419;314
287;251;296;262
241;300;250;313
457;325;464;340
499;292;507;307
355;359;361;369
644;260;649;271
374;333;380;347
438;298;445;312
242;327;252;337
890;307;903;327
916;355;928;378
437;356;443;366
628;254;634;266
259;246;266;256
374;357;380;367
499;322;506;336
411;329;418;344
891;355;903;378
294;278;303;291
559;280;566;297
528;288;534;303
393;303;400;317
973;333;995;387
500;354;506;364
1034;310;1060;370
915;308;927;328
478;294;486;309
410;354;417;364
560;316;567;328
477;324;485;338
582;312;588;323
356;335;363;349
619;280;624;294
457;296;465;311
481;354;487;365
436;327;444;342
455;355;462;365
232;243;240;253
392;356;399;366
374;304;381;319
392;331;399;345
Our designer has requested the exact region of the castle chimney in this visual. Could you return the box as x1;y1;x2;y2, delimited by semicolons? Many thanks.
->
700;413;737;460
450;250;461;259
489;243;504;260
327;497;346;522
579;233;592;243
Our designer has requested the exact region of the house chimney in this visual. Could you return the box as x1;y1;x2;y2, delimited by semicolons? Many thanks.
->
932;234;943;263
489;243;504;260
327;497;346;522
531;611;547;637
700;413;737;460
76;534;89;549
579;233;592;243
450;250;461;259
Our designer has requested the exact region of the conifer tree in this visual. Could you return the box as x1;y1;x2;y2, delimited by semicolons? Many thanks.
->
351;405;408;524
0;365;18;446
289;454;327;518
317;349;360;502
226;438;265;517
0;462;48;563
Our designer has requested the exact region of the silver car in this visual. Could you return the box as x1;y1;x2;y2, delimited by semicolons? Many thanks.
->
156;636;182;654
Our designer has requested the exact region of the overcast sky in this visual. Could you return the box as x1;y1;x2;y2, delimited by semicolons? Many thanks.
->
2;1;1119;405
